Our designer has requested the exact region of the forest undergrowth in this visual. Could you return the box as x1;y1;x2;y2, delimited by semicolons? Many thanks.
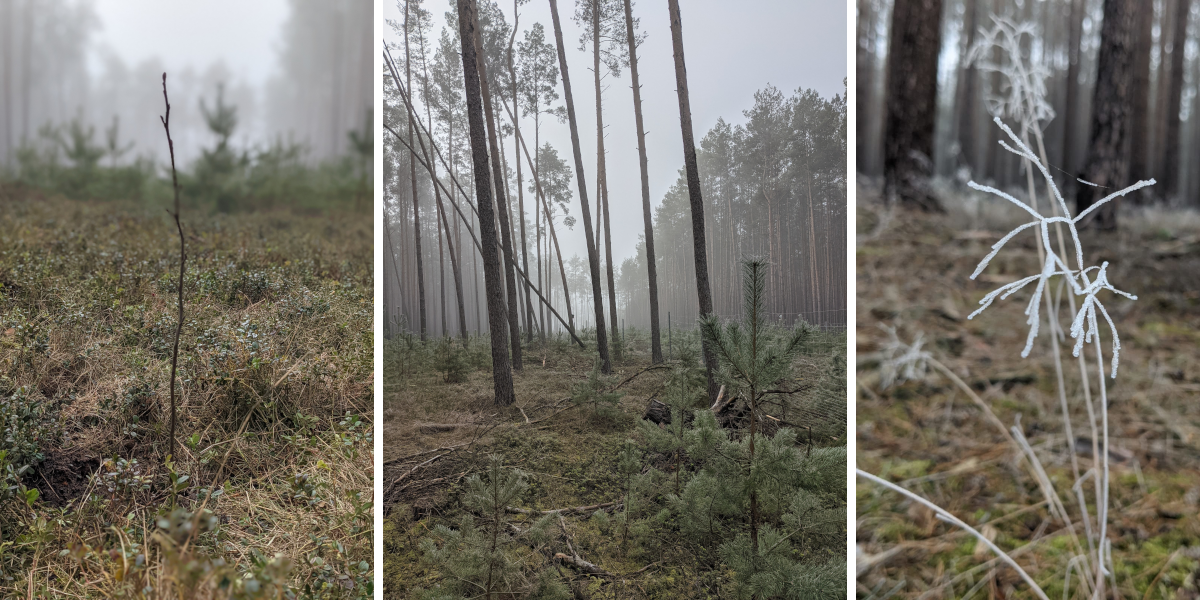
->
383;321;848;599
855;177;1200;599
0;190;373;599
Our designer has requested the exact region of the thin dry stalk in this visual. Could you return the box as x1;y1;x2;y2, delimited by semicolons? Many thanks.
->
159;72;186;463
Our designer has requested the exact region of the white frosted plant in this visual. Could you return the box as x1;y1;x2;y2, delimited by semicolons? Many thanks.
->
967;17;1055;140
875;325;931;389
965;117;1150;378
859;15;1152;600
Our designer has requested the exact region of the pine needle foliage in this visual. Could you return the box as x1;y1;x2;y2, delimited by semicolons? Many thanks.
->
570;355;624;419
417;455;569;600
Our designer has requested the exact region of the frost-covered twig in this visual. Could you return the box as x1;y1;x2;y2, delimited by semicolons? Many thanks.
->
966;117;1146;379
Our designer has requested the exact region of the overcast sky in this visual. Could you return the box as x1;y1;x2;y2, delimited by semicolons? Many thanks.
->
89;0;289;86
383;0;847;267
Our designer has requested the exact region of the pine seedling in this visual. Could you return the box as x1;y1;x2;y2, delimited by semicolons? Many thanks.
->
699;259;814;553
433;337;469;383
570;354;623;418
418;455;566;600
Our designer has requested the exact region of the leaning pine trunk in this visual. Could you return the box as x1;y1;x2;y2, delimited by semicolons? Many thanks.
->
622;0;662;363
456;0;515;405
548;0;611;373
666;0;718;402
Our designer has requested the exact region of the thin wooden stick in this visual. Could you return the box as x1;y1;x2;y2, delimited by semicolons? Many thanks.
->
159;72;185;464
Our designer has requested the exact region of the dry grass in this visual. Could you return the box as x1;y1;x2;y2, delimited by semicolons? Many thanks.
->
855;177;1200;600
0;189;373;599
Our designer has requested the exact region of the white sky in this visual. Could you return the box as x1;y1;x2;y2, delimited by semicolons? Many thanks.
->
382;0;847;266
89;0;289;86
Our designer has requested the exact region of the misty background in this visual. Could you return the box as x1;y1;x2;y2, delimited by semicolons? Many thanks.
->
383;0;845;272
383;0;848;341
0;0;371;171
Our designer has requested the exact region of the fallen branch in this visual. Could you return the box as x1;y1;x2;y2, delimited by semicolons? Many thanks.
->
708;385;729;412
385;454;445;497
555;514;612;577
522;403;579;426
612;364;671;390
761;384;814;396
507;501;618;516
383;442;473;466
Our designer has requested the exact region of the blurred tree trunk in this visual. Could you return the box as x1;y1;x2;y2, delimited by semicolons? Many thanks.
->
506;7;536;346
548;0;611;373
956;0;979;174
1076;0;1137;230
1062;0;1083;178
623;0;662;363
1128;0;1154;195
1163;0;1190;200
456;0;514;404
882;0;943;211
667;0;719;404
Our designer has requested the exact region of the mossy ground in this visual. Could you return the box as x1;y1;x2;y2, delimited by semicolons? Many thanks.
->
383;325;845;598
0;188;373;599
856;178;1200;599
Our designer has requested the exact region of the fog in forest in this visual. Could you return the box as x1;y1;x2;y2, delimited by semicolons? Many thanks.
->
0;0;371;169
383;0;848;340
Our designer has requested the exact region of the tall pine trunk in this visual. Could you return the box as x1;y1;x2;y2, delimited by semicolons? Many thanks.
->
420;26;470;345
457;0;515;405
405;0;428;340
1076;0;1137;230
667;0;718;402
471;9;524;370
549;0;611;373
591;1;621;361
622;0;661;363
882;0;943;211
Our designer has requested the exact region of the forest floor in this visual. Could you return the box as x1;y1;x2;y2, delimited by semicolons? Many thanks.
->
0;189;373;599
382;323;847;598
854;177;1200;600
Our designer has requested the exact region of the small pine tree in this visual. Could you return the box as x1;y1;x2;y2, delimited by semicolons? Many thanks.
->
433;338;469;383
194;84;248;212
418;455;569;600
570;355;623;418
698;259;815;552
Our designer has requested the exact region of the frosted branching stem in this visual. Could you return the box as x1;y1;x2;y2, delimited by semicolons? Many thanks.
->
856;470;1051;600
965;116;1147;589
